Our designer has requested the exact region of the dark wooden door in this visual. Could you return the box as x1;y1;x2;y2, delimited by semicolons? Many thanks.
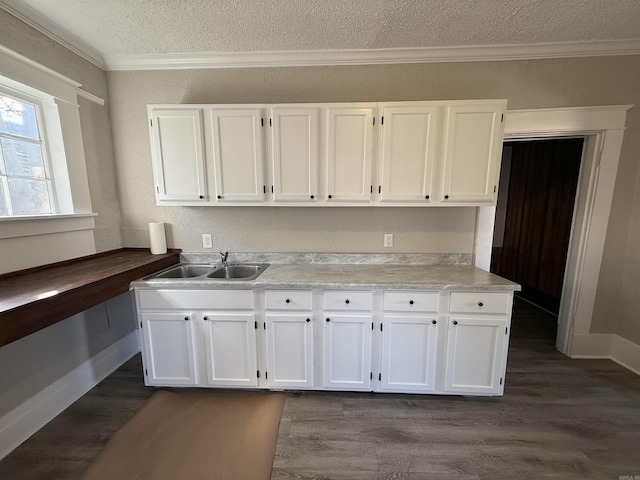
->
491;138;583;313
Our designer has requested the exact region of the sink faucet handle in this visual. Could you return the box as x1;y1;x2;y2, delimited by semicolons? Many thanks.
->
219;250;230;265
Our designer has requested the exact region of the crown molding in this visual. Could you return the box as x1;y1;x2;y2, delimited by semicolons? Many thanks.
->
103;39;640;71
0;0;104;69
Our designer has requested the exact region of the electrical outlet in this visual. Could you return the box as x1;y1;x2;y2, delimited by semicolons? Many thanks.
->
202;234;212;249
384;233;393;247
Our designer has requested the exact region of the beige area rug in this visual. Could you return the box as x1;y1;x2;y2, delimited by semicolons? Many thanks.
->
80;390;285;480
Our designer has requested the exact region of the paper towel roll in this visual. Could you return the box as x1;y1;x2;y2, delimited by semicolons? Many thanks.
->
149;222;167;254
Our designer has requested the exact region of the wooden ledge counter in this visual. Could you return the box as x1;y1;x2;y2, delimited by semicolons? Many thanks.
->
0;249;180;347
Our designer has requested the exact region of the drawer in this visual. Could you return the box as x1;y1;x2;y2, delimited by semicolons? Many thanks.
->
138;289;254;310
265;289;312;310
324;290;372;311
449;292;510;315
383;291;439;312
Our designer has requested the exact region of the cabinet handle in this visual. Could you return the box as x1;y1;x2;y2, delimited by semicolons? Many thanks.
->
453;320;458;325
444;195;449;199
217;195;222;199
425;195;429;200
184;316;189;321
409;300;414;305
326;318;330;322
199;195;204;199
328;195;333;199
306;318;310;323
478;302;484;307
285;299;290;303
310;195;315;199
432;320;437;325
203;316;208;321
345;299;350;304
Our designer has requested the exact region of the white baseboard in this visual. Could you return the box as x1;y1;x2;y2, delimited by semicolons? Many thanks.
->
570;333;613;358
0;331;140;460
611;335;640;376
570;333;640;376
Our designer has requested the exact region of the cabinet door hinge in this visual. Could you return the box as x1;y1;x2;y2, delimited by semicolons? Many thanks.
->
139;321;142;328
501;113;504;123
500;377;503;385
378;185;381;194
381;116;384;125
271;185;274;193
494;185;497;193
145;368;148;376
378;373;382;381
269;118;272;127
370;372;373;380
371;322;374;330
505;327;508;335
373;117;376;126
261;118;264;127
254;321;258;329
156;186;159;194
370;185;373;194
257;370;260;379
265;372;268;379
264;322;266;330
380;323;383;332
263;185;266;194
150;119;152;127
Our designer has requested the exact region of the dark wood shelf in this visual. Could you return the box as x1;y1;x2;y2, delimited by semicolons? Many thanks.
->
0;248;180;347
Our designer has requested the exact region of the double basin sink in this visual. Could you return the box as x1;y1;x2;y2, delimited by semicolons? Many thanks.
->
148;263;269;281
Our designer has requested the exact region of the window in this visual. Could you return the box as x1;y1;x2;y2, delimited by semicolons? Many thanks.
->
0;90;54;216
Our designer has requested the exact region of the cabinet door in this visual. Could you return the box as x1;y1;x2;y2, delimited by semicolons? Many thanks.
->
323;314;372;390
210;108;266;203
202;312;258;387
326;107;374;203
140;312;197;386
149;108;207;203
265;314;314;388
378;106;442;204
380;315;439;393
270;107;319;202
444;316;506;395
440;102;506;204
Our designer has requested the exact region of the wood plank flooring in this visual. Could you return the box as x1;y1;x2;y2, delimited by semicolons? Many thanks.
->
2;297;640;479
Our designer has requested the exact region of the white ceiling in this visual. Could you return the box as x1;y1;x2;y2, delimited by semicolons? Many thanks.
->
2;0;640;70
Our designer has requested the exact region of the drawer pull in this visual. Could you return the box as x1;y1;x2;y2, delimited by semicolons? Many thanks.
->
478;302;484;307
432;320;437;325
326;318;330;322
203;316;208;321
184;316;189;321
453;320;458;325
409;300;414;305
345;299;350;304
285;299;290;303
306;318;310;323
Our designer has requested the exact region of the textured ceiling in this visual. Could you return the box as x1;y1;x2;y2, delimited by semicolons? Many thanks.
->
5;0;640;58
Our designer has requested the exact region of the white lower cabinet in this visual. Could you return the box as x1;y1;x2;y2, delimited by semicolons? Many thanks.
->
135;287;513;396
380;314;439;393
202;312;259;387
323;314;372;391
443;316;507;394
140;312;198;386
265;314;314;388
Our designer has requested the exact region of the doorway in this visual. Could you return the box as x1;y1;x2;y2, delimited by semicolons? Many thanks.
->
491;138;584;332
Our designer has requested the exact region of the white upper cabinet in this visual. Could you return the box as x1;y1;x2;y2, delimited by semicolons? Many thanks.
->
378;105;442;205
325;107;374;204
209;108;266;203
440;101;507;205
149;108;207;204
270;107;319;203
147;100;507;207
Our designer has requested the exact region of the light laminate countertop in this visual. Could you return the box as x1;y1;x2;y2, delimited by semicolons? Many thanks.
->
132;263;521;291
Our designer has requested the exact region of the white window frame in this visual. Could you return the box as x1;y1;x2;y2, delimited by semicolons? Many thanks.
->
0;45;97;272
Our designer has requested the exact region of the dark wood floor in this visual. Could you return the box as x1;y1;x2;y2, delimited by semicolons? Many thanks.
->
2;297;640;479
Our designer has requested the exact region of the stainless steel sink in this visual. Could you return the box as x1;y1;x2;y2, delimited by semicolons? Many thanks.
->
207;263;269;280
152;264;214;279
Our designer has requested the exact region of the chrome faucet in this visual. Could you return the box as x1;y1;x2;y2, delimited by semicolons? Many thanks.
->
219;251;229;266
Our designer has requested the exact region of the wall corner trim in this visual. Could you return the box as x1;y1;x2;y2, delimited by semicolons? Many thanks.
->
570;333;640;377
0;331;140;460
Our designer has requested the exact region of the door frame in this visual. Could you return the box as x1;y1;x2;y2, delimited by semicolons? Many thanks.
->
474;105;631;356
